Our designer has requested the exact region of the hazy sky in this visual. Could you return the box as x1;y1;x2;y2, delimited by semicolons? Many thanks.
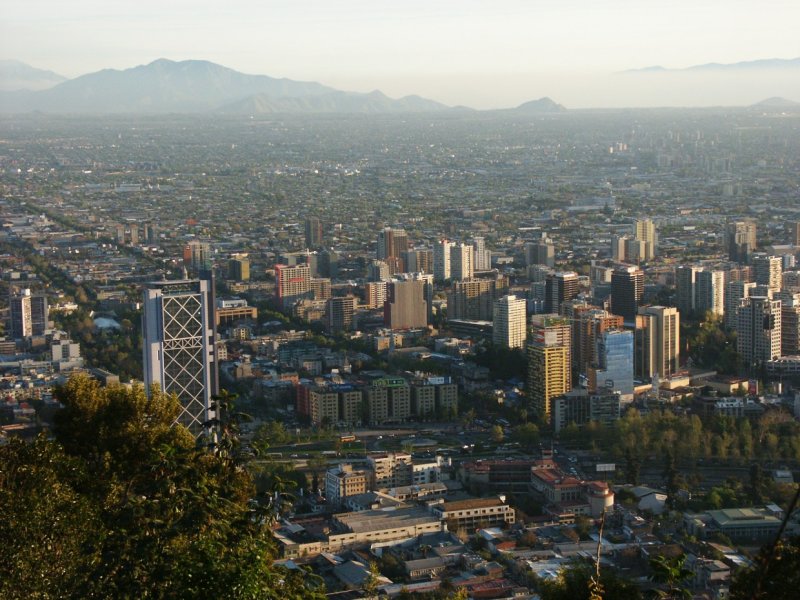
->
2;1;799;108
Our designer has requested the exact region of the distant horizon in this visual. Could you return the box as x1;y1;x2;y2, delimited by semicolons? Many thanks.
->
2;55;799;111
2;1;799;108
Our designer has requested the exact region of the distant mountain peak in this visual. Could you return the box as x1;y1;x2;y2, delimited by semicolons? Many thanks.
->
0;60;66;92
512;97;567;113
752;96;800;108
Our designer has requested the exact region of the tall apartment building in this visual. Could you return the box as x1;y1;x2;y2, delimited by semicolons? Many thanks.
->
675;266;699;315
326;296;357;333
727;221;757;263
450;243;475;281
737;296;781;368
611;266;644;323
403;248;433;274
544;271;579;314
305;216;323;249
780;293;800;356
572;308;624;378
725;280;756;329
9;288;48;339
525;237;555;268
528;315;571;421
377;227;409;273
696;270;726;316
447;275;509;321
307;384;363;427
492;295;527;349
365;377;412;425
790;221;800;246
752;254;782;292
552;389;622;433
228;253;250;281
635;306;680;380
433;239;452;283
142;278;218;435
367;453;413;489
184;239;212;273
384;280;428;329
472;237;492;271
633;218;657;261
275;263;311;309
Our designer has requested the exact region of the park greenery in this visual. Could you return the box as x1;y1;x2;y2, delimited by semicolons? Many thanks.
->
0;374;324;600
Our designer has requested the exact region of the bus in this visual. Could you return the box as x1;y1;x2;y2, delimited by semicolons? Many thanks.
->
339;434;357;443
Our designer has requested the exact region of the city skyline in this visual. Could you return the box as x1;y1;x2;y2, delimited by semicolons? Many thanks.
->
2;1;799;108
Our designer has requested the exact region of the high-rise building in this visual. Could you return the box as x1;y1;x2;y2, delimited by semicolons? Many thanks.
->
184;240;212;273
727;221;757;263
384;280;428;329
364;281;388;310
9;289;48;339
611;236;628;262
589;329;634;402
737;296;781;368
450;243;475;281
695;270;726;316
228;253;250;281
724;280;757;330
635;306;680;380
492;295;527;349
275;263;311;309
404;248;433;274
447;275;509;321
573;308;625;379
752;254;782;292
305;216;323;249
472;237;492;271
633;219;657;261
142;278;218;435
526;238;555;268
377;227;408;262
611;266;644;323
544;271;579;314
780;293;800;356
433;239;452;283
676;265;700;316
530;314;572;389
790;222;800;246
528;339;569;422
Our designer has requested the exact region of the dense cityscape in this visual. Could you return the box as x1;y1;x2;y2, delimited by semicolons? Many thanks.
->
2;104;800;598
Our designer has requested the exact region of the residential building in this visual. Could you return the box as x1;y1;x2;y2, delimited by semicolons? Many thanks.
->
635;306;680;380
738;296;781;367
725;280;756;329
325;464;369;506
545;271;579;314
611;266;644;323
448;275;509;321
431;497;515;532
326;296;357;333
433;239;452;283
696;270;726;316
275;263;311;309
450;243;474;281
727;221;757;263
634;218;657;261
385;280;428;329
492;295;527;349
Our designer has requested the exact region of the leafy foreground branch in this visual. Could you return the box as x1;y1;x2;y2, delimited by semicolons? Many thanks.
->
0;374;324;600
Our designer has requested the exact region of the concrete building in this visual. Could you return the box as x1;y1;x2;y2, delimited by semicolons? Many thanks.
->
633;218;657;261
738;296;782;367
611;266;644;323
325;464;369;506
727;221;757;263
142;278;218;435
635;306;680;380
545;271;579;315
275;263;311;310
385;280;428;329
589;329;634;401
552;388;621;432
326;296;357;333
433;239;452;283
448;275;509;321
695;270;726;316
725;280;756;329
676;265;700;316
431;497;515;532
528;326;570;421
305;216;323;249
450;243;475;281
492;295;527;349
752;254;783;292
228;253;250;281
472;237;492;271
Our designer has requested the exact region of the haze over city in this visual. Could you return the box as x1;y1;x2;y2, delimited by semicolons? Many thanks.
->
2;0;800;108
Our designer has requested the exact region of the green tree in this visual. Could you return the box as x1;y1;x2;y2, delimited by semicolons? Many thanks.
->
647;554;693;599
730;536;800;600
1;373;325;600
491;424;505;444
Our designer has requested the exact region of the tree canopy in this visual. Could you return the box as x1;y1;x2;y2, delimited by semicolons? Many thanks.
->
0;373;324;599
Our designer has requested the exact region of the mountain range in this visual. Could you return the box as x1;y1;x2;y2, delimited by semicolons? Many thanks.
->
624;57;800;74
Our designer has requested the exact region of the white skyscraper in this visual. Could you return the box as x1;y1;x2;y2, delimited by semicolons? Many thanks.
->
695;270;726;316
450;243;474;281
143;278;218;435
433;239;452;283
472;237;492;271
493;295;527;349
